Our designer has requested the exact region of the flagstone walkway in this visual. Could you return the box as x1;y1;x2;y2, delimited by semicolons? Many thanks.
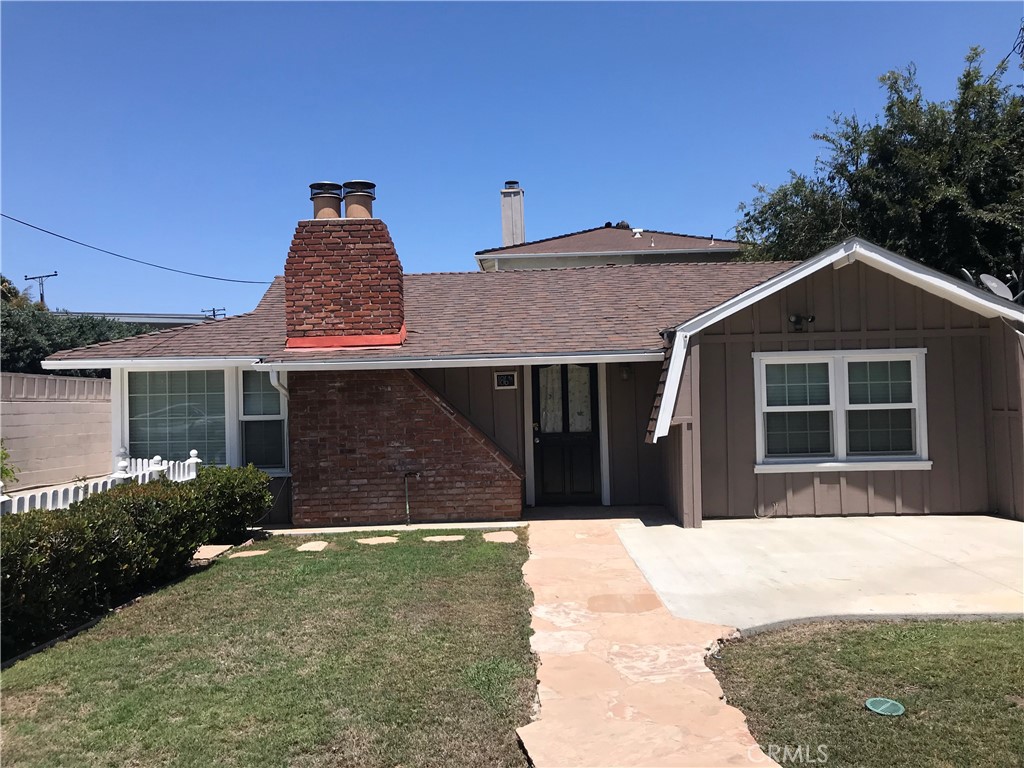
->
517;518;777;768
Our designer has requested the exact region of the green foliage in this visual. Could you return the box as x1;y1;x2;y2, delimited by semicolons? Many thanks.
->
0;466;272;660
737;48;1024;278
0;275;155;377
188;464;274;544
1;439;19;485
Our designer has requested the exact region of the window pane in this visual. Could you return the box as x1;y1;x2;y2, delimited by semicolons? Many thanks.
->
126;370;226;463
765;411;833;457
538;366;562;434
242;370;280;416
567;365;592;433
847;409;915;455
243;420;285;468
848;360;913;405
765;363;830;407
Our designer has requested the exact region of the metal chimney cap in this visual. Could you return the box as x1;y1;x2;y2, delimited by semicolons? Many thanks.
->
504;180;520;189
342;180;376;199
309;181;343;199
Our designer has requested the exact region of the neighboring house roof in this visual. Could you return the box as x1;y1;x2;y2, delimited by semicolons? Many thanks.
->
59;311;209;328
44;261;795;368
475;225;739;256
647;237;1024;443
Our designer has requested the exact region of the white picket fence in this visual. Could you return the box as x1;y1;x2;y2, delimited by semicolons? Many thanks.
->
0;450;202;515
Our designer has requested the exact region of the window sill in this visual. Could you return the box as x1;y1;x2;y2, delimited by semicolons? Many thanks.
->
754;459;933;474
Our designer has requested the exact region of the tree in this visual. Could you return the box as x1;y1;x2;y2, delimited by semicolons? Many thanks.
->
737;46;1024;282
1;274;155;377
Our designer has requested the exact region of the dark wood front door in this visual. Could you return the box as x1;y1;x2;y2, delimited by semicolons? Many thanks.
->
532;364;600;505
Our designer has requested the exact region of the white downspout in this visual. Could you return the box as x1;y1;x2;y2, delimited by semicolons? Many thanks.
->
269;369;288;400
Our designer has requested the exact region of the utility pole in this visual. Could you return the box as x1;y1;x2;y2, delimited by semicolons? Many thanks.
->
24;271;58;306
202;307;226;319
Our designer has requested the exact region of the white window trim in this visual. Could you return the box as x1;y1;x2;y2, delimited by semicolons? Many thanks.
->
237;368;290;475
752;349;931;473
121;366;237;467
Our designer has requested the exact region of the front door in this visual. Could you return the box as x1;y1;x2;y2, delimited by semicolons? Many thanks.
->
532;364;600;505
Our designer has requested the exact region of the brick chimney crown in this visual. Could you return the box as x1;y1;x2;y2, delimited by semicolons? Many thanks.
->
285;182;406;348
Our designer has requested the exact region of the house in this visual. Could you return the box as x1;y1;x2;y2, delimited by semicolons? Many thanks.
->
60;312;210;329
475;181;739;271
44;180;1024;526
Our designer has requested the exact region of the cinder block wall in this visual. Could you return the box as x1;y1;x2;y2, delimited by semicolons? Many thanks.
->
1;373;111;489
288;370;523;526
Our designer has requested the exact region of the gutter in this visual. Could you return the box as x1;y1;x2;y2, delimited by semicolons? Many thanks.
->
254;350;665;372
41;357;261;371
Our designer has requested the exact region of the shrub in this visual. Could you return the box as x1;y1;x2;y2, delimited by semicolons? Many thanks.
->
0;466;272;660
189;464;273;544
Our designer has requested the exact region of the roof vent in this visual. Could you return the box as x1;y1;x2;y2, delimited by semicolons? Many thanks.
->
342;180;376;218
309;182;343;219
504;180;520;189
632;228;644;239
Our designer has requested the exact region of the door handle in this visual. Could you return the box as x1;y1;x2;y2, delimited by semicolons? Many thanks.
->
534;437;540;444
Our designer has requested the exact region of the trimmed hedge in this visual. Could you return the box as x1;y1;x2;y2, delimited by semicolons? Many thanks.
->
0;465;272;660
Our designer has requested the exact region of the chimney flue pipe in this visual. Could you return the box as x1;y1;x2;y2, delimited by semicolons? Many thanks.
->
309;182;343;219
343;180;376;218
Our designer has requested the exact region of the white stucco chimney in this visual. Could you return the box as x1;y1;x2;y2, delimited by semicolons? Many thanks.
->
500;180;525;247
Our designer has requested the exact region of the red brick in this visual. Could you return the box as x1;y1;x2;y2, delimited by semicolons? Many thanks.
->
284;219;404;341
289;370;523;526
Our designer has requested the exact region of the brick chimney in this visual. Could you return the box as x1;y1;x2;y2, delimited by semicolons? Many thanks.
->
284;181;406;348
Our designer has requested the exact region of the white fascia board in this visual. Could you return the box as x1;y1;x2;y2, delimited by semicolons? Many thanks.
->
651;333;689;442
847;242;1024;322
42;357;260;370
255;351;664;372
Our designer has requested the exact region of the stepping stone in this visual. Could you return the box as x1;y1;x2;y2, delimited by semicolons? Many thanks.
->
356;536;399;545
296;540;329;552
228;549;270;558
193;544;232;560
483;530;518;543
423;535;465;542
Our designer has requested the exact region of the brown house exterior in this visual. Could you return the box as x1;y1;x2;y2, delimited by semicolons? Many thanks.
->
45;183;1024;527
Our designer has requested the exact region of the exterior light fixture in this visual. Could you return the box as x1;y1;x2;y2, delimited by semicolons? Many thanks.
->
788;313;816;332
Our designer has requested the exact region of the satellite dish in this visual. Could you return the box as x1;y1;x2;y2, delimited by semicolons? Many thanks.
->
979;274;1014;301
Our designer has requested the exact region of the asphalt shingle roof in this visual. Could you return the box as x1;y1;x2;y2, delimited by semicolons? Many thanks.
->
476;226;739;256
47;261;797;365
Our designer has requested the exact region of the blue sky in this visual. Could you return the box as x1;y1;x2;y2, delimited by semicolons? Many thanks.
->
1;2;1018;315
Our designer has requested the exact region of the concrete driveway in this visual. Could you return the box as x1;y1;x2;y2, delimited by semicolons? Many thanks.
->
616;515;1024;631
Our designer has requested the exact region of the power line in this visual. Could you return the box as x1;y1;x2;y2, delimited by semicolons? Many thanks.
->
1;213;273;285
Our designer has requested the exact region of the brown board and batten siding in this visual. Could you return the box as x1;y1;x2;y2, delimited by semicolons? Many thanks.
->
695;260;1023;521
662;345;701;526
415;367;525;468
606;361;666;505
986;318;1024;520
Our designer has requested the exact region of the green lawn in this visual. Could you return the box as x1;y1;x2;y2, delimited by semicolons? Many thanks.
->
2;530;536;768
709;620;1024;768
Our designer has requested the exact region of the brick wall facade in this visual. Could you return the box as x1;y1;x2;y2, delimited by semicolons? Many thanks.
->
284;219;404;343
288;370;524;526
